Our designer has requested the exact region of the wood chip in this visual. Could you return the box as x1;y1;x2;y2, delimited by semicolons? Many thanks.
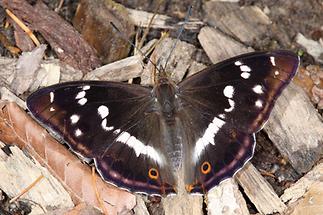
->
0;142;74;214
10;44;46;95
296;33;323;63
204;2;271;45
207;179;250;215
265;83;323;174
198;26;253;64
73;0;134;64
141;37;200;85
281;162;323;204
127;8;203;31
236;163;287;214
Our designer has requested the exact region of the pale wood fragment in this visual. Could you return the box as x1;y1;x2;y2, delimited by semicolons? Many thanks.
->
281;161;323;204
127;8;203;31
83;55;143;81
236;163;287;214
265;83;323;174
207;179;250;215
133;196;150;215
204;2;271;44
10;45;46;95
141;38;200;85
84;39;158;82
198;27;253;64
0;87;26;108
0;142;74;215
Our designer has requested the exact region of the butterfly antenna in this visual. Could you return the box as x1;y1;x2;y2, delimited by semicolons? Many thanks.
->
163;5;192;71
110;22;161;73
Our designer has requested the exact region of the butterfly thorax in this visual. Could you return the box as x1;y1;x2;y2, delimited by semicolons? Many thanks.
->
153;77;179;122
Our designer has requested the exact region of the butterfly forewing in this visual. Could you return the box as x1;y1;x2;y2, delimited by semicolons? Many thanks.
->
27;81;177;195
178;50;299;193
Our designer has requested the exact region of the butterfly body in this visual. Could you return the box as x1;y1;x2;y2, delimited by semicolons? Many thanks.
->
27;50;299;196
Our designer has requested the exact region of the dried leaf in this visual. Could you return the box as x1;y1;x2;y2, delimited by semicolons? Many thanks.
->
0;101;136;214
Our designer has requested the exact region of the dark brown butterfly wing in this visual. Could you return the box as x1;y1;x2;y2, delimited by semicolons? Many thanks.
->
27;81;176;195
177;50;299;193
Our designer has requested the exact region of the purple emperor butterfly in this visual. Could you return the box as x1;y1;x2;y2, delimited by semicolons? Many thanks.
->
27;50;299;196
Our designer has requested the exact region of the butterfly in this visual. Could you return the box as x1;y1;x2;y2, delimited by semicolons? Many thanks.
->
26;50;299;196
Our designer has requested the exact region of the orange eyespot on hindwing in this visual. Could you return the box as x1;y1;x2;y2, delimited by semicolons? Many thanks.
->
148;168;159;180
201;161;211;174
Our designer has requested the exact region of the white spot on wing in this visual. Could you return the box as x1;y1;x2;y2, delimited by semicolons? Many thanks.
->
113;129;121;135
75;91;86;99
70;114;80;124
49;107;55;112
241;72;251;79
240;65;251;72
234;61;242;66
101;118;114;131
49;92;54;103
253;85;264;94
275;70;280;76
78;98;87;105
223;85;234;98
83;85;90;90
75;128;82;137
270;56;276;66
116;132;130;143
116;131;164;165
193;117;225;161
98;105;109;119
224;99;235;112
218;114;225;119
255;100;263;108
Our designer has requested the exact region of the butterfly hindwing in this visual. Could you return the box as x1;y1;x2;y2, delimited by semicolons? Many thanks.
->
177;50;299;193
27;81;176;195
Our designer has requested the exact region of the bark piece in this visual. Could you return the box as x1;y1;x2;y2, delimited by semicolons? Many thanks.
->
236;163;287;214
73;0;134;64
127;8;203;31
296;33;323;63
83;39;157;81
198;27;253;64
141;38;199;85
285;181;323;215
281;162;323;204
10;45;46;95
0;87;26;108
0;101;136;214
11;20;35;52
204;2;271;45
265;83;323;174
0;142;74;215
83;55;143;81
2;0;101;73
207;179;249;215
0;57;83;93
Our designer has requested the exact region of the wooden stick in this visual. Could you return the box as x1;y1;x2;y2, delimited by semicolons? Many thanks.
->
9;174;44;203
5;9;40;46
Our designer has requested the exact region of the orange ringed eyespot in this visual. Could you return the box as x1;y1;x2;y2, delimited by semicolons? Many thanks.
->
201;161;211;174
148;168;159;180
